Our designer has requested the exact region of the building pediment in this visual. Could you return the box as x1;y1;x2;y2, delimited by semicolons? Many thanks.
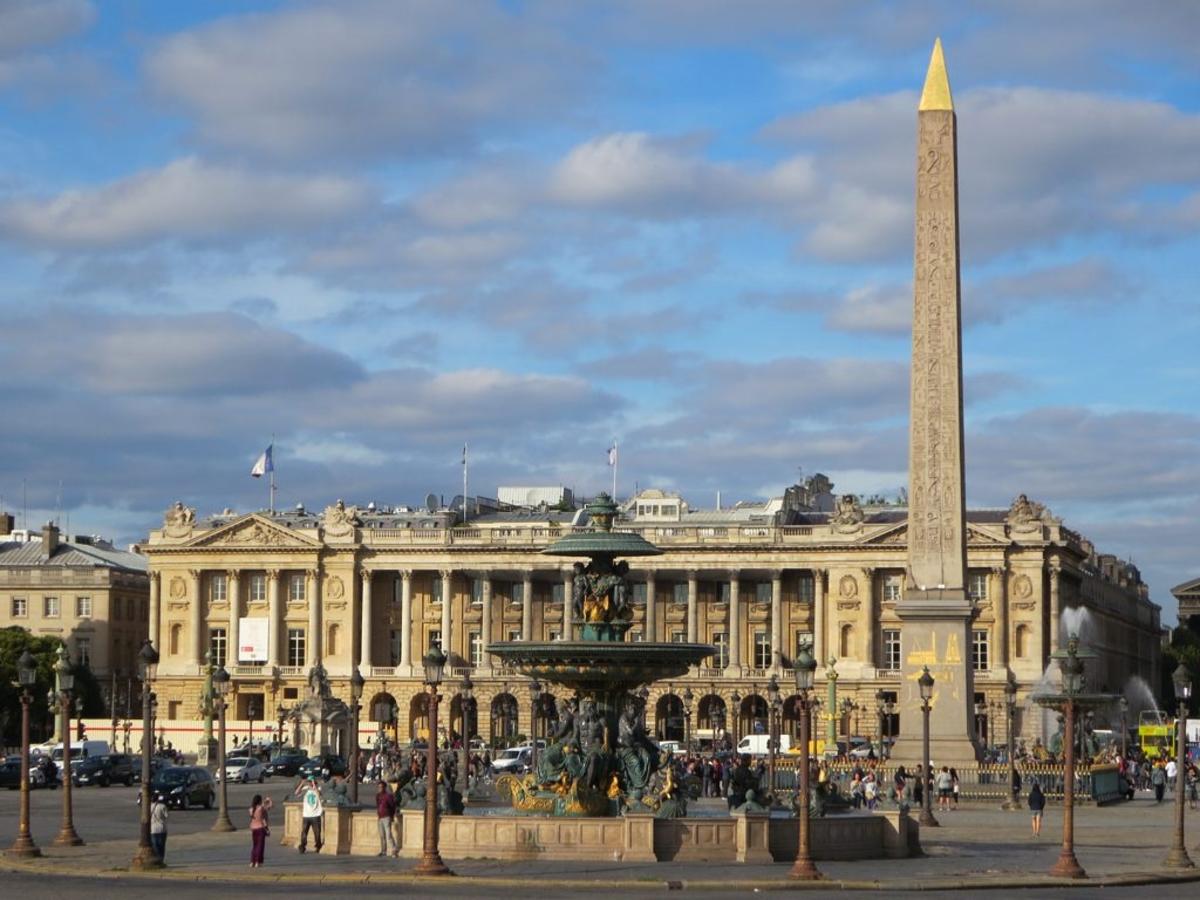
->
184;515;320;550
856;522;1007;548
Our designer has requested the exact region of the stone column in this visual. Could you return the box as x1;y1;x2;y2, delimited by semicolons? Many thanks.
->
770;570;783;670
399;571;413;673
227;570;240;669
266;569;281;668
520;570;533;641
686;570;698;643
189;569;203;669
480;576;493;669
440;569;454;653
813;568;826;664
644;572;657;642
359;570;373;671
306;569;321;665
148;572;160;655
726;572;741;674
994;565;1008;670
862;567;875;668
561;568;574;641
1048;559;1061;651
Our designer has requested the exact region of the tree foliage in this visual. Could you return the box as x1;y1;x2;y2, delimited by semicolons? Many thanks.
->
0;627;106;746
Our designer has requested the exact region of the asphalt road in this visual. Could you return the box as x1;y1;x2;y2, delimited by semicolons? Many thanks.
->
0;775;294;846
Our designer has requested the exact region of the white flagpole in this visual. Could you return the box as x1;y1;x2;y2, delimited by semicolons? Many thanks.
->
612;439;618;499
462;443;469;524
269;433;276;514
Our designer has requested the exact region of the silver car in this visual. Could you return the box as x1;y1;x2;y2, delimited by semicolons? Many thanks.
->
218;755;266;783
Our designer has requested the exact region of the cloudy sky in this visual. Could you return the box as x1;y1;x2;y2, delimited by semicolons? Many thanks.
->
1;1;1198;620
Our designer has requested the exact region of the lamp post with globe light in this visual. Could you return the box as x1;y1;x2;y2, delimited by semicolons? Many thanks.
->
682;687;694;755
1003;676;1019;810
349;667;365;805
766;675;780;799
918;666;938;828
1118;696;1128;761
414;646;452;876
6;650;41;859
1165;662;1193;869
211;665;235;833
789;644;820;881
1049;635;1086;879
54;645;83;846
529;678;542;772
131;640;162;870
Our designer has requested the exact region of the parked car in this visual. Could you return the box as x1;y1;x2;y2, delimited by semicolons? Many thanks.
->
141;766;215;809
2;756;49;789
297;754;347;781
264;749;308;778
73;753;136;787
218;755;265;784
491;747;532;774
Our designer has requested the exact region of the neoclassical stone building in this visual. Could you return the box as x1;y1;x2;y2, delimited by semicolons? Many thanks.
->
139;488;1161;750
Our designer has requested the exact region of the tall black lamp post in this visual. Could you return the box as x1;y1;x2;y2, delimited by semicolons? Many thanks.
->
211;665;236;832
529;678;542;771
247;699;259;751
682;687;694;754
349;667;365;805
918;666;938;828
415;646;452;876
730;690;741;749
1166;662;1193;869
461;673;475;743
1003;677;1019;809
789;644;820;880
1118;696;1128;761
1049;635;1085;879
130;640;161;870
54;645;83;846
766;675;780;799
7;650;41;858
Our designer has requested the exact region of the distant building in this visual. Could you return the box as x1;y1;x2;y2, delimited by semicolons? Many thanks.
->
0;515;149;678
497;486;574;509
1171;578;1200;625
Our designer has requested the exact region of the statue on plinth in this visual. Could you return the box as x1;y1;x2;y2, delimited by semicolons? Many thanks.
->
616;698;660;799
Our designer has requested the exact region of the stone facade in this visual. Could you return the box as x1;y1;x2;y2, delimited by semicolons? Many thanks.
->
1171;577;1200;625
138;492;1161;750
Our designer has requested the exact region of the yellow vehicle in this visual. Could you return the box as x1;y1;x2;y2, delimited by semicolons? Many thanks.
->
1137;710;1176;759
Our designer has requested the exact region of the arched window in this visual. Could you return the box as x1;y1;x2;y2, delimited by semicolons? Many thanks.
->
327;623;340;656
839;623;854;658
1015;624;1030;658
169;623;182;656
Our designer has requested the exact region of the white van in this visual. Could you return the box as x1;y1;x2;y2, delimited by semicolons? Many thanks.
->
736;734;791;756
50;740;110;762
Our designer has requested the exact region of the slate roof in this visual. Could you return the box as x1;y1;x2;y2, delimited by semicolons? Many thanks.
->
0;539;147;573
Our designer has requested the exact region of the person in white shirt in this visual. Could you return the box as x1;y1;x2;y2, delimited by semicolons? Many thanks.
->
295;777;324;853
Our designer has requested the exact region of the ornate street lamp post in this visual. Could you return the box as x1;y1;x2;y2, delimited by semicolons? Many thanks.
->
529;678;542;772
248;699;259;751
54;645;83;846
766;676;780;799
7;650;41;858
415;646;452;876
1166;662;1193;869
730;690;741;749
110;668;119;749
918;666;938;828
131;641;161;870
211;665;236;833
1049;635;1085;879
277;707;287;748
874;689;885;755
349;667;365;805
682;687;694;754
461;673;475;743
789;644;820;880
1118;696;1128;761
1003;676;1019;810
974;700;986;750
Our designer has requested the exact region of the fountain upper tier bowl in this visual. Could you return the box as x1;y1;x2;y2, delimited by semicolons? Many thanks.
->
486;640;714;693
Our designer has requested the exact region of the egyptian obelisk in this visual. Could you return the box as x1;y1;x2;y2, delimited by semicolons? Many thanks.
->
893;39;980;766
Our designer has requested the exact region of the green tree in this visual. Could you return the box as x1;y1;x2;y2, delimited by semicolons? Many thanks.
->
1160;623;1200;718
0;627;105;746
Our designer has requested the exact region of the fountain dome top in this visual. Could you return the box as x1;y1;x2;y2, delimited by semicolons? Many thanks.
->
542;492;663;560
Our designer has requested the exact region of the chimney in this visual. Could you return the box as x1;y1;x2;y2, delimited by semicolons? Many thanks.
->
42;521;59;556
0;512;13;536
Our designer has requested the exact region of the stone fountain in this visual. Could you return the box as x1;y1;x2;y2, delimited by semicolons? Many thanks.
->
487;493;714;817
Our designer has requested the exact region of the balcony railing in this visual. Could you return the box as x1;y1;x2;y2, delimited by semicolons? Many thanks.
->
357;523;844;549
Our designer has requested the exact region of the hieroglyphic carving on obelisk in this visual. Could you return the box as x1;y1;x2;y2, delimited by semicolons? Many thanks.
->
907;36;967;596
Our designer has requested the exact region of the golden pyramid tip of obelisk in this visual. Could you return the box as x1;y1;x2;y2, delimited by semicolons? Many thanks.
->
918;37;954;112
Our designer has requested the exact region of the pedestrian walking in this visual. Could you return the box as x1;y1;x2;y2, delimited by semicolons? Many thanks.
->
1151;760;1167;803
935;766;953;811
376;780;398;857
950;767;960;809
150;792;169;862
295;776;325;853
1027;780;1045;837
249;793;273;867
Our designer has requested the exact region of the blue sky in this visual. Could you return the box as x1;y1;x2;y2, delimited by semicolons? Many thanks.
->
1;1;1198;620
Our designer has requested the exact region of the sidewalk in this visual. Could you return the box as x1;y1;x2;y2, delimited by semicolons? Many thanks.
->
6;801;1200;891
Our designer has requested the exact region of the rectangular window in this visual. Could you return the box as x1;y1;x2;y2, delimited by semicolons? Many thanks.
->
431;577;443;605
11;597;27;617
76;596;92;618
670;630;686;643
289;574;306;602
551;583;564;606
249;574;266;602
469;631;482;666
883;629;901;671
717;582;730;605
112;595;123;620
797;574;815;604
632;582;647;606
547;629;561;642
210;573;227;603
755;582;771;604
972;630;990;671
507;629;521;642
631;630;643;642
44;596;60;618
968;572;989;602
471;579;484;606
883;575;903;603
429;629;442;651
168;701;181;721
76;637;90;668
753;631;771;668
672;583;687;606
713;631;729;668
389;630;402;665
793;631;814;666
288;628;306;667
209;628;227;668
509;582;524;606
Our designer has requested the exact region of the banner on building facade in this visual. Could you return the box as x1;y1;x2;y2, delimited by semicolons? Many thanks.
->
239;617;268;663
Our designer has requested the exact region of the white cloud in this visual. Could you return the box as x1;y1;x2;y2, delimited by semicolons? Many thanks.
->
0;0;93;58
0;157;369;249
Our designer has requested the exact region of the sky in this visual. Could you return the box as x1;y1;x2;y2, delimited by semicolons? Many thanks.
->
0;1;1198;621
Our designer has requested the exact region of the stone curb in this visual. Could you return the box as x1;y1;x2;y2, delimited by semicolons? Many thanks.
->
5;854;1200;892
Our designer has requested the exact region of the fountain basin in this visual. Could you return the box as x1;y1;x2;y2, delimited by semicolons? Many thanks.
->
486;640;714;691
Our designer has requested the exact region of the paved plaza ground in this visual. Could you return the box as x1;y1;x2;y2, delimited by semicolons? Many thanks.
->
3;780;1200;897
